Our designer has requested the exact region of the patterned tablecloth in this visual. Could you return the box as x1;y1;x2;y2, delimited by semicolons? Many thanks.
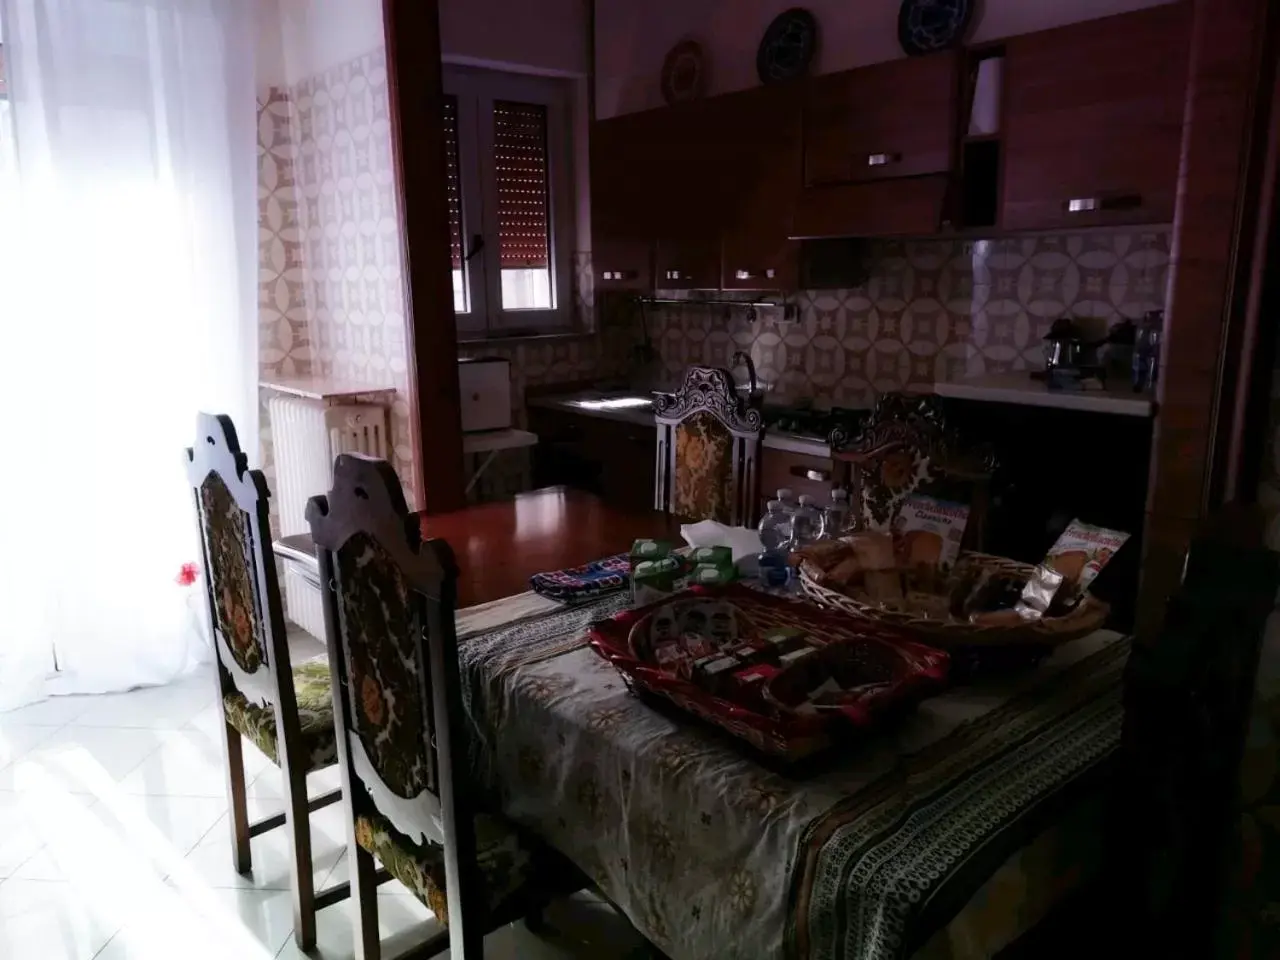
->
455;592;1128;960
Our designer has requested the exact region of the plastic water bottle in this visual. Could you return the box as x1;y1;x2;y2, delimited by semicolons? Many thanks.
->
788;495;822;549
775;487;798;521
821;489;851;540
756;500;792;588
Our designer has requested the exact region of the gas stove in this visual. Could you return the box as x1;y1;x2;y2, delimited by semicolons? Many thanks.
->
762;405;868;444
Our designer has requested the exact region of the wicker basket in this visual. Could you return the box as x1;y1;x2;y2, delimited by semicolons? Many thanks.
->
797;552;1109;648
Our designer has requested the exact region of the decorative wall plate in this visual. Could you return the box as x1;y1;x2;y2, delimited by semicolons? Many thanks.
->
898;0;975;56
661;40;707;104
756;8;819;84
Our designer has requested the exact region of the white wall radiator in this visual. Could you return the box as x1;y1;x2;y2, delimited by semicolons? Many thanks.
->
268;396;389;639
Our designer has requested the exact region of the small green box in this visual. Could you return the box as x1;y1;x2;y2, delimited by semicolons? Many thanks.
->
688;545;735;569
688;562;735;587
632;555;685;606
631;539;674;562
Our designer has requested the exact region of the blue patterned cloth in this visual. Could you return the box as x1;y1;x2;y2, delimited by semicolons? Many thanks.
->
529;553;630;604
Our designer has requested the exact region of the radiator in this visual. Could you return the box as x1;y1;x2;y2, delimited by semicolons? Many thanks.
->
268;396;389;638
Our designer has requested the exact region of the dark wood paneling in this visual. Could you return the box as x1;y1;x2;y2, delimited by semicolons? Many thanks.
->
1137;0;1275;635
1001;3;1191;232
803;52;959;187
591;112;660;291
791;175;950;239
383;0;465;513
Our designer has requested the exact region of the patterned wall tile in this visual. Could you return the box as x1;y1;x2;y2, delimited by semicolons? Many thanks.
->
287;47;418;508
644;228;1171;409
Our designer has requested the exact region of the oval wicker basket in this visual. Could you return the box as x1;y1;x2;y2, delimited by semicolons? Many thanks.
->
797;552;1109;648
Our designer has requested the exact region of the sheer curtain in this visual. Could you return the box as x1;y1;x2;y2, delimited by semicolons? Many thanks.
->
0;0;258;709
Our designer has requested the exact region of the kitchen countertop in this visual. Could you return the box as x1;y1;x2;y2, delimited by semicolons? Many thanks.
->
528;392;833;458
932;371;1156;417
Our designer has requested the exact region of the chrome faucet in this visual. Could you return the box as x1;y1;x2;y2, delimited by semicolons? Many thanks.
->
731;350;758;399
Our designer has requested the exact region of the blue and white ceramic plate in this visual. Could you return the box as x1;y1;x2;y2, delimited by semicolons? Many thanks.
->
898;0;975;56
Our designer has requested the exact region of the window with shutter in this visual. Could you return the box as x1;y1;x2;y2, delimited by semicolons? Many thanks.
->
494;100;552;311
443;94;467;313
443;66;574;338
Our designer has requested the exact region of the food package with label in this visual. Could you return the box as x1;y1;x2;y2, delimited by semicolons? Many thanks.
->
1043;520;1130;608
892;494;971;597
632;555;688;606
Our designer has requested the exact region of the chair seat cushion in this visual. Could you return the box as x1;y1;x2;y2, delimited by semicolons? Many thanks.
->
222;659;337;772
355;810;549;923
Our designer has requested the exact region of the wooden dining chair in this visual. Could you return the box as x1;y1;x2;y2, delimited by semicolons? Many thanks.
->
654;365;764;526
828;393;995;547
184;412;348;950
307;453;583;960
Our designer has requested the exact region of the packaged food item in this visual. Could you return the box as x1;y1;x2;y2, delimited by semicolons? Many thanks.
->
689;545;734;568
762;627;807;655
707;605;736;643
733;663;779;690
679;604;710;636
1043;520;1130;605
893;494;971;594
649;609;680;644
632;555;686;605
681;633;716;659
725;638;772;666
862;569;905;606
779;647;813;668
1013;564;1065;621
690;562;735;587
631;539;674;563
697;655;741;694
655;642;694;679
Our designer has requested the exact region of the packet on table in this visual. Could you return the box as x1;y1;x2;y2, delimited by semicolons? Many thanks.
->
1044;519;1131;607
632;555;685;605
893;494;971;596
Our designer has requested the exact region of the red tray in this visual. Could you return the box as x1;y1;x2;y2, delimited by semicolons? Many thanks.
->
587;584;950;762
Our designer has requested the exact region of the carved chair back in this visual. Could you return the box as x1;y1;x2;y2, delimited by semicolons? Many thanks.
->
185;413;297;724
307;454;479;933
829;393;995;546
654;365;763;527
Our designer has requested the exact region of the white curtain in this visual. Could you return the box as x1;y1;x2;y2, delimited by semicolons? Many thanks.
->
0;0;258;709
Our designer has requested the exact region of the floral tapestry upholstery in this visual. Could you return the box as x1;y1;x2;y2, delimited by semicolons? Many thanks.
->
336;532;431;800
354;810;534;923
200;474;265;674
222;658;337;772
672;410;734;523
855;447;978;532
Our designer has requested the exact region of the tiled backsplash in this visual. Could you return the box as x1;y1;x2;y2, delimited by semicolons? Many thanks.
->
645;229;1171;407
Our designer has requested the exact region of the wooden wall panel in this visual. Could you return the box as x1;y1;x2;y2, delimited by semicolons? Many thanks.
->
383;0;467;514
1138;0;1276;634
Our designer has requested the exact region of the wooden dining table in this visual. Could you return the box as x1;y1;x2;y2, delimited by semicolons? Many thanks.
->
419;485;683;607
445;502;1129;960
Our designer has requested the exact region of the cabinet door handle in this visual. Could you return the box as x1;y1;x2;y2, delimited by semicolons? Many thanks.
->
664;269;690;281
734;268;777;281
1066;194;1142;214
601;269;637;281
867;152;901;167
790;465;830;482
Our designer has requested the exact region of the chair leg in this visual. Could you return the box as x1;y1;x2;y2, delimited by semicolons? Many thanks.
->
352;843;381;960
285;767;317;952
222;721;251;875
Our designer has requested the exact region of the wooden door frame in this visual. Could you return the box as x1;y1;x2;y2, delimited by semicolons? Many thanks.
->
383;0;466;514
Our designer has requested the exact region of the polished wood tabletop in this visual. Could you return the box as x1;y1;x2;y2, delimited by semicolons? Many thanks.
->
418;486;682;607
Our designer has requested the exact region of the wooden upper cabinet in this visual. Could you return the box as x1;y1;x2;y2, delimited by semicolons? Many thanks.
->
803;51;959;187
590;112;658;291
650;99;723;290
717;83;803;290
1001;3;1190;231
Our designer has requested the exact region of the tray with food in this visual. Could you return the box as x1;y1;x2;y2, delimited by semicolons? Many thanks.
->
587;584;949;762
795;501;1127;650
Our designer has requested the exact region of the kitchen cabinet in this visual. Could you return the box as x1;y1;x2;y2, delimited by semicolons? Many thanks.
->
759;447;833;512
650;99;723;290
803;52;959;187
1000;3;1190;231
717;84;803;291
792;175;950;239
591;112;659;291
528;406;656;512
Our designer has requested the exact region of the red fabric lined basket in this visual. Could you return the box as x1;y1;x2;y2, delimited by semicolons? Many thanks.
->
587;584;950;762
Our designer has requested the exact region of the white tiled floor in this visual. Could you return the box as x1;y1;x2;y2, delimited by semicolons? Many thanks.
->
0;664;653;960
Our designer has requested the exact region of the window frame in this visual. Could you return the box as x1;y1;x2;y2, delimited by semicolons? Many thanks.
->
444;66;575;340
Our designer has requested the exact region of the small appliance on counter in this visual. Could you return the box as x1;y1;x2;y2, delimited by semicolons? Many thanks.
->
1035;317;1106;391
458;356;512;432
